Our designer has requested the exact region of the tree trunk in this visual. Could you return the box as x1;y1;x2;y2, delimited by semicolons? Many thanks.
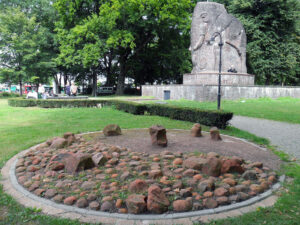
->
19;79;23;96
116;56;126;95
92;70;97;97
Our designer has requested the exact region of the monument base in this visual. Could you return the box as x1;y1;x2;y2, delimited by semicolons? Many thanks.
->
142;84;300;102
183;73;255;86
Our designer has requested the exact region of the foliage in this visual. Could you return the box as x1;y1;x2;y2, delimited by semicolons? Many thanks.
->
146;104;233;129
0;92;20;99
54;0;193;94
215;0;300;85
0;8;51;93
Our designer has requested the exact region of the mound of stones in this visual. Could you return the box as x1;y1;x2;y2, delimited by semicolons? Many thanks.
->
15;131;278;215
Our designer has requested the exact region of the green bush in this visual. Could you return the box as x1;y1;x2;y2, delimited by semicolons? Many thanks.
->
110;100;147;115
8;98;37;107
0;92;20;98
146;104;233;129
36;99;105;108
7;98;233;128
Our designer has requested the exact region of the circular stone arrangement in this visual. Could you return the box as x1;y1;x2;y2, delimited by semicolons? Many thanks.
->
14;128;281;215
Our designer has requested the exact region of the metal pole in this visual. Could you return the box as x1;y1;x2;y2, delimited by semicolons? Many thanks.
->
218;40;223;110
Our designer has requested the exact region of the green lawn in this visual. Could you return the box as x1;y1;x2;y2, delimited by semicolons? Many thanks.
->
150;97;300;124
0;99;299;225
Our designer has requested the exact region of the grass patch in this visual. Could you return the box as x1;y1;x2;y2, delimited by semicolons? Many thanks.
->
151;97;300;124
0;99;299;224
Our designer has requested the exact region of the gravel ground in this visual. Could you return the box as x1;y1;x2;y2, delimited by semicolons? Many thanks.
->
230;116;300;160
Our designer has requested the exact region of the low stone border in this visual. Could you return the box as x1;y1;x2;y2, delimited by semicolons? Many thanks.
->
1;131;285;224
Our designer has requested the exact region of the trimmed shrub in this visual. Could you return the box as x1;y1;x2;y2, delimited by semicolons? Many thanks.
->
110;100;147;115
36;99;105;108
7;98;233;128
8;98;37;107
0;92;20;98
145;104;233;129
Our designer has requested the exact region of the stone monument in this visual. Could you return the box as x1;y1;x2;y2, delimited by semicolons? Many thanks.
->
142;2;300;101
184;2;254;86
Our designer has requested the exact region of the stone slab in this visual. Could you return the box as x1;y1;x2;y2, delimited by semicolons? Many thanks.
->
183;73;254;86
142;84;300;101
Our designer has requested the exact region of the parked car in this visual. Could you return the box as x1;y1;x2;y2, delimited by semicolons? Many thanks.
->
97;86;115;95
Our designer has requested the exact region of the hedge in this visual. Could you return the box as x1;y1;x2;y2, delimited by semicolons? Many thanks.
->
145;104;233;129
0;92;20;98
7;98;145;115
7;98;233;128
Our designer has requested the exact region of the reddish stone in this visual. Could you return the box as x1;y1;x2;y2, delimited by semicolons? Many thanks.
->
215;187;229;197
193;174;203;180
183;169;198;177
129;179;148;193
101;201;114;212
147;185;170;214
249;162;263;168
27;166;39;172
250;184;264;194
198;179;215;193
76;198;88;208
50;137;67;149
222;178;237;186
203;198;218;209
47;161;65;171
202;157;222;177
183;157;207;170
149;125;168;147
149;170;163;179
44;189;57;199
89;201;100;210
34;189;45;196
221;159;245;174
118;208;128;213
32;157;41;165
51;152;94;173
216;196;229;205
191;123;202;137
126;194;146;214
203;191;213;198
115;199;123;208
268;175;276;183
173;198;192;212
173;158;183;166
64;196;77;205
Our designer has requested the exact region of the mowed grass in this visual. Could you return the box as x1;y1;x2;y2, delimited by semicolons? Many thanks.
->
157;97;300;124
0;99;193;168
0;99;299;224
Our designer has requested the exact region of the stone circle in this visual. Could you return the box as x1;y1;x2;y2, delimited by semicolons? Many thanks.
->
13;129;280;215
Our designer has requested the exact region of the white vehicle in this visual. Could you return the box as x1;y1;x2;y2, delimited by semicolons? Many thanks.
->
97;87;114;94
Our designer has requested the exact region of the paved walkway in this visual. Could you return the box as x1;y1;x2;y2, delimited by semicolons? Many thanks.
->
230;116;300;160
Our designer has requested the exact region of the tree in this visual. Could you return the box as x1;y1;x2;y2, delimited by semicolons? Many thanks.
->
55;0;193;95
215;0;300;85
0;8;52;95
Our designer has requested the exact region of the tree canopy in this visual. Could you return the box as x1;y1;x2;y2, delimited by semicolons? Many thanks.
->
0;0;299;95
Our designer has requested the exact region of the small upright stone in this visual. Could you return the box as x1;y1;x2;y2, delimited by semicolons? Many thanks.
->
210;127;222;141
191;123;202;137
103;124;122;136
149;125;168;147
